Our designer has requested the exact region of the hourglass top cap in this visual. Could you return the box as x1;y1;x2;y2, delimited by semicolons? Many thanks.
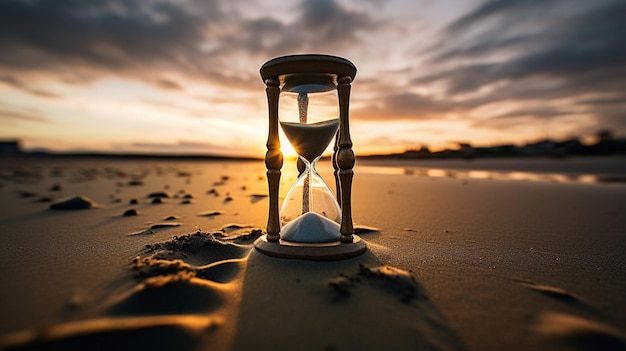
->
260;54;357;83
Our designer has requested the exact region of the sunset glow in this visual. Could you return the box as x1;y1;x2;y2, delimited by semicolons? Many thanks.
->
1;0;624;156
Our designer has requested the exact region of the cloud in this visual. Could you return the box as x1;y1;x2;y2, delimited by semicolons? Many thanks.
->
1;0;624;151
404;0;626;136
0;75;64;99
353;91;456;121
154;78;184;91
0;107;49;123
0;0;380;92
121;139;251;156
0;0;237;89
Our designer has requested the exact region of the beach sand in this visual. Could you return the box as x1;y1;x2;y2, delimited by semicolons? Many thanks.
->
0;156;625;350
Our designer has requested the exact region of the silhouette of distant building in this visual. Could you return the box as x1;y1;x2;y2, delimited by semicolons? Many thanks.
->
597;129;613;144
0;140;21;155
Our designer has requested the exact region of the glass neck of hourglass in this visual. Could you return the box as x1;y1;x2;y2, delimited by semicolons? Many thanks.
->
297;155;321;175
298;155;322;215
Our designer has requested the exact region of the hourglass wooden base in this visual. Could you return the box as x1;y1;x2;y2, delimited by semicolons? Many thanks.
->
253;235;366;261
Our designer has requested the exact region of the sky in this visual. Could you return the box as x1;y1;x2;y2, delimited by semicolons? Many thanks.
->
0;0;624;157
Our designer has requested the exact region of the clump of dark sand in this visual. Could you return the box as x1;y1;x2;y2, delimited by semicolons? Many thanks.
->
250;194;268;203
353;225;380;234
198;210;224;217
143;230;249;265
148;191;171;198
131;256;241;285
219;224;252;233
214;226;263;244
212;176;229;186
328;275;358;301
18;190;37;198
328;264;424;304
150;223;181;230
358;265;423;303
128;223;181;236
132;257;194;279
50;196;98;210
123;209;139;217
146;231;225;252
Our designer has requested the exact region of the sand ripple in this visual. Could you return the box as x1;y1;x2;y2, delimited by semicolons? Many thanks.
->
108;272;225;316
0;227;262;351
533;312;626;351
0;315;218;351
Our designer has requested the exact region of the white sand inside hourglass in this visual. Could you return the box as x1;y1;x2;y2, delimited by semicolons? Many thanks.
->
280;212;341;243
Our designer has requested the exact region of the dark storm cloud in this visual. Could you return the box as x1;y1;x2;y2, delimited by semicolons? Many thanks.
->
298;0;378;44
215;0;380;59
0;0;209;67
415;0;624;130
0;0;378;92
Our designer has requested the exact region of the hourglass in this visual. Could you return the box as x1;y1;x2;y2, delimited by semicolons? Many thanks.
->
254;54;367;260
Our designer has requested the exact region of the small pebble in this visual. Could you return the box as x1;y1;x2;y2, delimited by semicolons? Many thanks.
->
123;209;139;216
50;195;97;210
198;210;224;217
148;191;170;198
18;190;37;198
150;223;180;229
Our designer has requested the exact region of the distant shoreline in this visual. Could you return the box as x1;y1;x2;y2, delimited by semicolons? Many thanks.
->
0;151;262;162
2;150;626;162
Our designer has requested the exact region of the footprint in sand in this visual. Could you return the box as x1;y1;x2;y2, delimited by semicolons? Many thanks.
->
109;229;262;319
0;227;264;351
518;279;626;350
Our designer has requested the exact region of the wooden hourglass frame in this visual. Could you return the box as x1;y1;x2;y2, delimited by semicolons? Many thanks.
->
253;54;367;260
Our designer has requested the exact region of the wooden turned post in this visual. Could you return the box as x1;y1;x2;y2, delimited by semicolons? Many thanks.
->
332;130;341;206
265;78;282;242
336;76;354;243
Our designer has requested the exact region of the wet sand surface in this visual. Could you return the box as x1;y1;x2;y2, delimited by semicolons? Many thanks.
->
0;157;625;350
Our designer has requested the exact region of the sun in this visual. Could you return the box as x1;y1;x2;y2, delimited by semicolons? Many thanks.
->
279;132;299;160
